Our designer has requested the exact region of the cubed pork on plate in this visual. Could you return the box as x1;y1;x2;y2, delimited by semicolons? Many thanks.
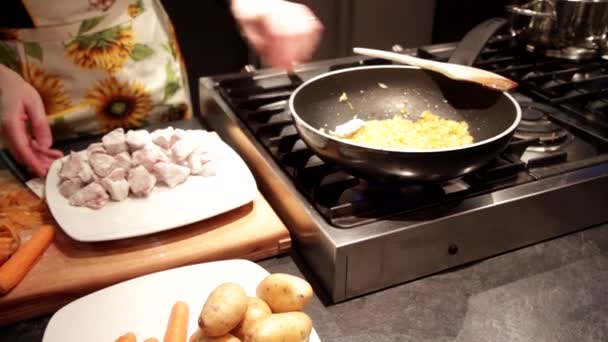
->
59;179;84;198
128;165;157;197
151;127;174;149
59;152;82;180
153;162;190;188
101;178;130;201
114;152;132;171
171;136;200;162
77;162;95;184
132;144;169;171
86;143;106;159
68;183;109;209
89;153;116;178
170;128;189;146
102;128;127;155
126;130;150;151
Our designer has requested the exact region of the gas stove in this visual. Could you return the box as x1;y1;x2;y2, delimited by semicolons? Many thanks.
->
199;35;608;302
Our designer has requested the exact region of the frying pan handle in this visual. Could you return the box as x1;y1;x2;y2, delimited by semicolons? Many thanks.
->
448;18;508;66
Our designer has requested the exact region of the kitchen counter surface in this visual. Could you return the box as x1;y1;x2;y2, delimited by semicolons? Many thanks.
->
2;223;607;342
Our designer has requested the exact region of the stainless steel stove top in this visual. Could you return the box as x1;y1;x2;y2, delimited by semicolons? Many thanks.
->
199;36;608;302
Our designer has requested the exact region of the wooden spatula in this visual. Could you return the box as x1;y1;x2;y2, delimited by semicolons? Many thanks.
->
353;47;518;92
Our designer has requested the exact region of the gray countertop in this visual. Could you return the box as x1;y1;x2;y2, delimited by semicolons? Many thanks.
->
2;223;607;342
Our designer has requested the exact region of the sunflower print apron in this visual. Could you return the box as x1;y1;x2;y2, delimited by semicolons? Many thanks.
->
0;0;191;141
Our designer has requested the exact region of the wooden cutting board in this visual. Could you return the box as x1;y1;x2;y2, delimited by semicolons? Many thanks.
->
0;170;291;325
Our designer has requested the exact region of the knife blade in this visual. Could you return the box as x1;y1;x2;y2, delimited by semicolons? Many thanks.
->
0;149;31;184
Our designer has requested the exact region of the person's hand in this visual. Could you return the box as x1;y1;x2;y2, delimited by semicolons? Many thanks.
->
230;0;323;69
0;65;63;177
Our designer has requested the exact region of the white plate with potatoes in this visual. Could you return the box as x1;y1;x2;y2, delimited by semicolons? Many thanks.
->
42;259;321;342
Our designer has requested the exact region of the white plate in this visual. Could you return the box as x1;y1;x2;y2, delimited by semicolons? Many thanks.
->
45;134;257;242
43;260;321;342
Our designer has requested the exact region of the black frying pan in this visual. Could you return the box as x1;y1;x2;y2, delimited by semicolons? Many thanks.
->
288;65;522;183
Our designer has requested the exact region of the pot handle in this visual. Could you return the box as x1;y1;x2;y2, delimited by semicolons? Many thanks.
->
505;0;556;18
448;18;508;66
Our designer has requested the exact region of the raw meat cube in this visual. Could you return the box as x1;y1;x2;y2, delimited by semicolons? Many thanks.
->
114;152;132;171
102;128;127;155
69;183;109;209
87;143;105;154
170;128;189;146
106;168;127;181
161;147;173;161
171;136;199;161
59;179;84;198
101;177;130;201
151;127;174;149
89;153;116;178
187;146;216;175
187;147;204;175
128;165;157;196
199;149;217;165
200;161;218;177
59;152;82;180
132;144;169;171
126;129;150;151
86;143;106;159
78;162;95;184
153;162;190;188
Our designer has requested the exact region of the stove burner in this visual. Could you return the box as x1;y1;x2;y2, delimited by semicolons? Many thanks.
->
515;104;574;152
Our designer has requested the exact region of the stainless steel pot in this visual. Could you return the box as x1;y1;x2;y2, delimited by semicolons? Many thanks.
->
507;0;608;60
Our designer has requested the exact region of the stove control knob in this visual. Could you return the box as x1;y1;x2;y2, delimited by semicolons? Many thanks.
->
448;244;459;255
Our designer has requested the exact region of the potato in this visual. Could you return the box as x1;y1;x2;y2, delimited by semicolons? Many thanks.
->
189;329;241;342
232;297;272;340
243;312;313;342
256;274;313;313
199;282;248;337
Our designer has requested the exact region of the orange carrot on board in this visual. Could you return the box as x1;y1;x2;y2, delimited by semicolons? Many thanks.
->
0;224;20;265
164;301;189;342
143;338;159;342
0;224;55;294
116;332;137;342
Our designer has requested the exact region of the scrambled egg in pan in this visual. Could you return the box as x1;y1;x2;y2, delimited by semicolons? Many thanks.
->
331;111;474;150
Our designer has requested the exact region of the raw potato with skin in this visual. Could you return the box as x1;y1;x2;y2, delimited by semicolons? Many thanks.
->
244;312;313;342
256;273;313;313
232;297;272;340
199;282;248;337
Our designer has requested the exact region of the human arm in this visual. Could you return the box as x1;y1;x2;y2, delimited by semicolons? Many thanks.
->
229;0;323;69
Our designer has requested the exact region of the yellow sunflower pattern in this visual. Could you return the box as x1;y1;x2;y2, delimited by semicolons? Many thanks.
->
22;63;72;116
65;23;135;75
85;77;152;131
0;0;191;138
128;0;145;18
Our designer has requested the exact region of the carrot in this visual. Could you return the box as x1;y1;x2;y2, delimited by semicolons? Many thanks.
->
116;332;137;342
0;224;20;265
0;224;55;294
164;301;189;342
143;338;159;342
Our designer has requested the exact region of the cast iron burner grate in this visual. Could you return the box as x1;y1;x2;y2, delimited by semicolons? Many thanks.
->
215;57;576;228
213;35;608;228
419;35;608;130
